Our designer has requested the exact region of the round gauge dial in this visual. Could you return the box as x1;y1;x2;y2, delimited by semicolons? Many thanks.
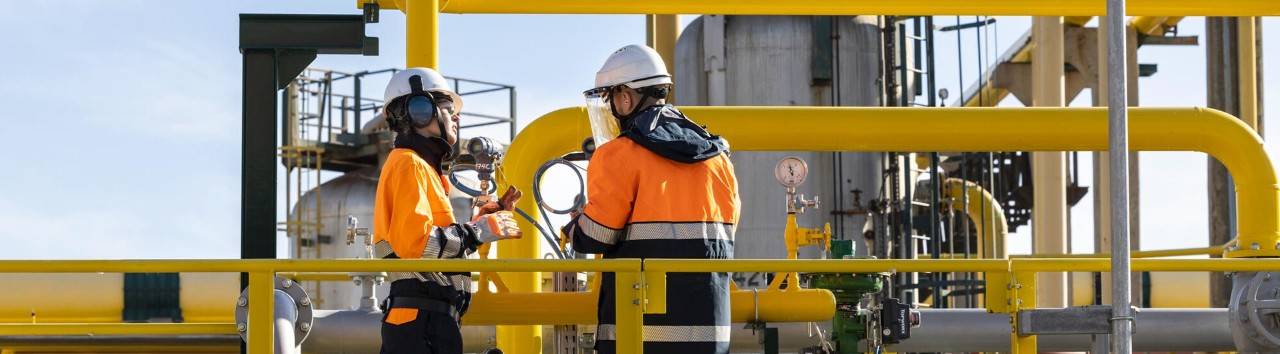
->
774;157;809;188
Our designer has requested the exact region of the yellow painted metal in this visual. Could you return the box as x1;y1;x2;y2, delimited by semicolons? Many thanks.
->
0;273;122;323
0;323;236;336
0;273;236;324
1239;16;1259;130
771;213;831;290
1031;15;1070;311
730;288;835;322
644;272;668;315
645;259;1010;273
0;345;237;353
358;0;1280;16
614;272;643;354
964;16;1186;108
278;272;356;282
1131;16;1184;36
507;106;1278;257
943;178;1008;258
1070;271;1212;307
182;273;240;323
0;259;643;273
404;0;439;68
1015;245;1226;259
1010;272;1037;354
984;271;1011;313
463;288;835;325
248;272;274;354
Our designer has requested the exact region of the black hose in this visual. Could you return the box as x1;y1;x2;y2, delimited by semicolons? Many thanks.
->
513;207;566;259
532;158;586;215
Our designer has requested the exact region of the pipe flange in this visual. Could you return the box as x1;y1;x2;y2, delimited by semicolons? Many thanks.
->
234;276;315;346
1230;271;1280;351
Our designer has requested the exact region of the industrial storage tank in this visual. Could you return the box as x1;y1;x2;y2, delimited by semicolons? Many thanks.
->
288;167;476;310
675;15;886;288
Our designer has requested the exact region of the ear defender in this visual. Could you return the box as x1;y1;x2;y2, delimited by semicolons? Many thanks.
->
406;75;438;129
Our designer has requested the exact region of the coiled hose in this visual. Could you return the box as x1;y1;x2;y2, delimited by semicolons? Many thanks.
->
449;155;586;259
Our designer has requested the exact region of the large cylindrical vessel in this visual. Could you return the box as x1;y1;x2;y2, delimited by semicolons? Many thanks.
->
675;16;885;288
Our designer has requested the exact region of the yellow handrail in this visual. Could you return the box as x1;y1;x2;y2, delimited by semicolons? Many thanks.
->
5;257;1280;353
1011;245;1226;259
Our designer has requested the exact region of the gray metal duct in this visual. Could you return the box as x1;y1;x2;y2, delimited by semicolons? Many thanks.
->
881;309;1236;352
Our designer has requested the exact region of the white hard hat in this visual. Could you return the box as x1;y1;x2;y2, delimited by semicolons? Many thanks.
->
593;44;673;90
383;67;463;112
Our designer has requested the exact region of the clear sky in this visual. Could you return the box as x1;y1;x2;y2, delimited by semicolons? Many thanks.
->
0;1;1276;259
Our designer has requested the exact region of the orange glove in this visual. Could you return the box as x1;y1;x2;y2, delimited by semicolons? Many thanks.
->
476;187;522;216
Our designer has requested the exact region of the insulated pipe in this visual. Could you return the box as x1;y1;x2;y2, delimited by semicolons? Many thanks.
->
883;309;1235;352
501;107;1279;258
273;290;300;354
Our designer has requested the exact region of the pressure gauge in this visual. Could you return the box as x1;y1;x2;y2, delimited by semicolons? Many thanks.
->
774;157;809;188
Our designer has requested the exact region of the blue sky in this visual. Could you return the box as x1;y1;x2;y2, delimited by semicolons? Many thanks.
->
0;1;1275;259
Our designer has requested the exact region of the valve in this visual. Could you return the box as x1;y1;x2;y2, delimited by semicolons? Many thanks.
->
345;215;372;257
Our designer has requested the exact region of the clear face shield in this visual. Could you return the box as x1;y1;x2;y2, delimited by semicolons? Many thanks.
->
583;87;621;147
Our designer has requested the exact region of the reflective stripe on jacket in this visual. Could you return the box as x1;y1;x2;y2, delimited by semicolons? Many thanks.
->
373;148;473;287
568;135;740;354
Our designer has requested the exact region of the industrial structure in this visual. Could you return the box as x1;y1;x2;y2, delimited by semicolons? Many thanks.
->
0;1;1277;354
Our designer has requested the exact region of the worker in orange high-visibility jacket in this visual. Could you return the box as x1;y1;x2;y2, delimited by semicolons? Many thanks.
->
563;44;740;354
372;68;522;354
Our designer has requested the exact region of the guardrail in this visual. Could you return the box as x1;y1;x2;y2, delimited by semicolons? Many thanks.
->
3;258;1280;353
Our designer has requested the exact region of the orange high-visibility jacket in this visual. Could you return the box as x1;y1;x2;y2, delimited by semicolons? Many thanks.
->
373;148;457;259
567;112;740;354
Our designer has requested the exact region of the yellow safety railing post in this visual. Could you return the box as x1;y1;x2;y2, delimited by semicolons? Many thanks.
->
985;271;1011;313
248;271;275;354
1011;271;1038;354
614;270;645;354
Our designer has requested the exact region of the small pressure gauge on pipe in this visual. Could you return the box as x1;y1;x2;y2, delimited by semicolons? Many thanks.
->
774;156;809;188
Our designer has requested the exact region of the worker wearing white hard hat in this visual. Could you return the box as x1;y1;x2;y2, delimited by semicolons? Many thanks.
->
371;67;522;354
567;45;741;354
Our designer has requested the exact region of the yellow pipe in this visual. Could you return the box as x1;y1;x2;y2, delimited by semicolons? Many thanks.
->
369;0;1280;16
644;259;1011;273
943;178;1009;259
0;323;236;336
403;0;439;68
278;272;355;282
505;106;1279;257
0;273;236;323
1070;271;1211;307
1239;16;1259;130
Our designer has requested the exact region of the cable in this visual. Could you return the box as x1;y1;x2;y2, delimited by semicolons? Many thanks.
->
449;161;573;259
532;158;586;215
513;207;566;259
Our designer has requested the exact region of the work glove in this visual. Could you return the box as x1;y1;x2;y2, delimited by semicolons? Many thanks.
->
469;210;523;244
476;186;522;216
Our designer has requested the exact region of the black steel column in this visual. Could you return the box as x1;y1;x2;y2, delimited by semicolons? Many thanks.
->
241;48;278;263
238;13;376;353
